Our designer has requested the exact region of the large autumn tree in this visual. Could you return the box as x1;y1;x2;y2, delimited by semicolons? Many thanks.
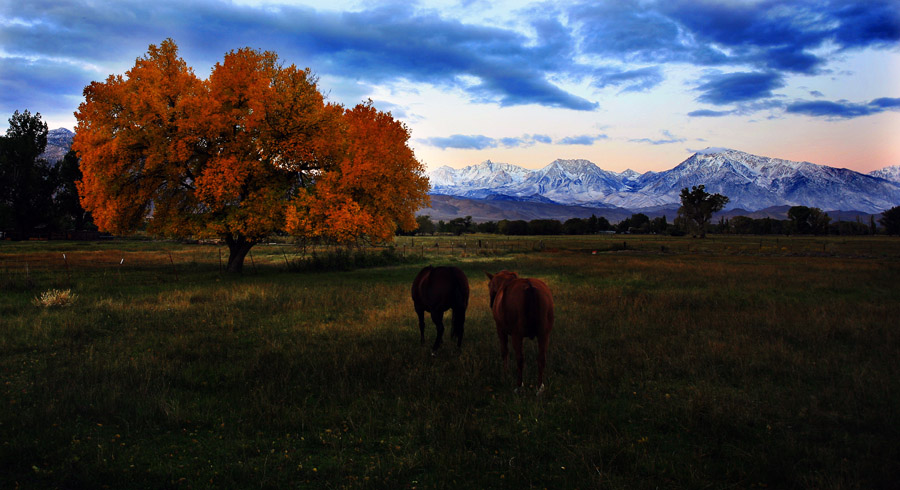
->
74;40;428;272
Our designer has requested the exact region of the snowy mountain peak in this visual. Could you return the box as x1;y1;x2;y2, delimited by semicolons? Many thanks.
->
694;147;735;155
39;128;76;164
684;148;811;176
547;158;598;168
427;166;459;187
428;160;532;190
617;169;641;180
539;159;604;178
869;165;900;183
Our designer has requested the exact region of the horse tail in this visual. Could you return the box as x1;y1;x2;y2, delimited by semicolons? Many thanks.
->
524;283;541;339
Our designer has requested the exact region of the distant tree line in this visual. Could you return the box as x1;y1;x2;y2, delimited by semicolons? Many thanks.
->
713;207;877;236
407;205;897;237
400;214;618;236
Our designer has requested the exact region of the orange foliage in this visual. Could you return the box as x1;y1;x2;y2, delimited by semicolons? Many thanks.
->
74;39;429;252
286;101;430;243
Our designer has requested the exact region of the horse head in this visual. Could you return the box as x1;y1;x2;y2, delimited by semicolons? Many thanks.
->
485;270;518;308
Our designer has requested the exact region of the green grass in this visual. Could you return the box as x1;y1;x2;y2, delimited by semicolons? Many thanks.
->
2;236;899;488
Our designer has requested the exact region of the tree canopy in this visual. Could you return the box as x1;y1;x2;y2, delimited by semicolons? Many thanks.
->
0;110;53;234
678;185;729;238
74;40;429;272
787;205;830;235
880;206;900;235
0;110;91;235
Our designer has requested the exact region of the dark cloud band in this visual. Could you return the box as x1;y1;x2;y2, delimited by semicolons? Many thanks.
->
694;72;786;105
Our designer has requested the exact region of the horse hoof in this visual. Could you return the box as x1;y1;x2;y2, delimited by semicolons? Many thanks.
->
536;384;546;396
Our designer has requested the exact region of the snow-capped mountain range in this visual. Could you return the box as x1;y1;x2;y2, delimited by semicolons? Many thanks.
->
429;149;900;214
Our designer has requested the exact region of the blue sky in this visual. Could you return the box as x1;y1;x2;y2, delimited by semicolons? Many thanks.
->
2;0;899;173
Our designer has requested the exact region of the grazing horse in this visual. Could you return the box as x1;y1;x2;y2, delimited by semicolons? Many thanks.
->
486;270;554;393
411;266;469;353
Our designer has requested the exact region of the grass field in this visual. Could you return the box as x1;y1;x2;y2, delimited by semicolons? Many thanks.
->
2;235;899;489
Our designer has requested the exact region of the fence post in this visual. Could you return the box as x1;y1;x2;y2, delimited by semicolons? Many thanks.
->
62;253;72;282
168;252;178;281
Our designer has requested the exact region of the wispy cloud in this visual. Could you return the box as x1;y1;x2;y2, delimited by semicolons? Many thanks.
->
423;134;499;150
422;132;612;149
687;109;732;118
423;133;558;150
0;56;93;114
786;97;900;119
592;66;664;93
557;134;609;145
629;130;686;145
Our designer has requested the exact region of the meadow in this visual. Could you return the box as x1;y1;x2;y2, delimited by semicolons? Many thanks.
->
1;235;899;489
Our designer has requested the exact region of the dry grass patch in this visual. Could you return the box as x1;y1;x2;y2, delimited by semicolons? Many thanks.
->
32;288;77;308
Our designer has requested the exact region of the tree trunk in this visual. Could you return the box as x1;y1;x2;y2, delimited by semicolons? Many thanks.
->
224;235;256;273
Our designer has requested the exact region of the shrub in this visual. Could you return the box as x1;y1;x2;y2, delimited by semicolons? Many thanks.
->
32;288;77;308
287;247;413;272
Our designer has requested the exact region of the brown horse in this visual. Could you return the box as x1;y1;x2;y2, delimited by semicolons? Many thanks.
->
486;270;554;393
412;266;469;353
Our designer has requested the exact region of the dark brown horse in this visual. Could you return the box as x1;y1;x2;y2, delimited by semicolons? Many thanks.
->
486;270;554;393
412;266;469;353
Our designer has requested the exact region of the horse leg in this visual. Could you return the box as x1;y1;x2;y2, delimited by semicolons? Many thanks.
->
537;333;549;395
451;306;465;348
512;335;525;389
430;310;445;353
416;307;426;344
